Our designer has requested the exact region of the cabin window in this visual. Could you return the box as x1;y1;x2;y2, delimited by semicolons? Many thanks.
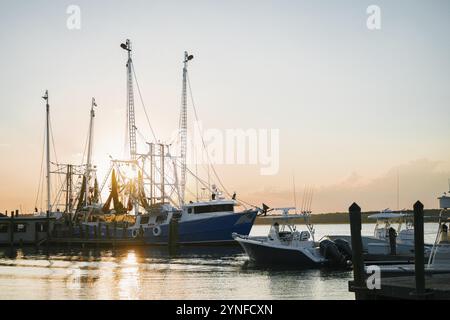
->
14;223;27;233
194;204;234;214
140;216;149;225
0;224;8;233
35;222;48;232
187;208;192;214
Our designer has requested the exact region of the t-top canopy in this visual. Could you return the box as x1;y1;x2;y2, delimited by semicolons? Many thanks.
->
368;212;409;220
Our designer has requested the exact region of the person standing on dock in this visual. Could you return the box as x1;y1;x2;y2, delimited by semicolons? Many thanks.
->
440;223;448;243
388;227;397;255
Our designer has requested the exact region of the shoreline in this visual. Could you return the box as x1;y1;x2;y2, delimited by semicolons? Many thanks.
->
254;209;441;225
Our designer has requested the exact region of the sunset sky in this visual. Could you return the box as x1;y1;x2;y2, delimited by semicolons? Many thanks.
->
0;0;449;214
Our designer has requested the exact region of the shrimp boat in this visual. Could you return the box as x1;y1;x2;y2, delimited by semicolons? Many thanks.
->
144;193;258;245
0;91;64;245
233;208;351;269
69;40;258;244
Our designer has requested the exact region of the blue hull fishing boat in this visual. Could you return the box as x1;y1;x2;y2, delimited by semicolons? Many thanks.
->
66;41;259;245
144;200;257;245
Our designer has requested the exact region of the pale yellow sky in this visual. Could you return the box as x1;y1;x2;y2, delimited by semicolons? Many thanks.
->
0;0;449;213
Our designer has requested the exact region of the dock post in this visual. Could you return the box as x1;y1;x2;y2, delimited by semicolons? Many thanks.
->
113;222;117;248
79;222;83;239
349;202;366;299
413;201;425;298
9;212;14;247
123;222;128;239
46;210;50;244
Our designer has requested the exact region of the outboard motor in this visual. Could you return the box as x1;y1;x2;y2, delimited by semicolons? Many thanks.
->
320;239;349;268
334;238;352;260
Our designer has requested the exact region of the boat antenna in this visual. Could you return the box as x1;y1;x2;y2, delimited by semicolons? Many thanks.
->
120;39;137;160
292;172;298;213
300;185;306;212
179;51;193;204
42;90;51;213
396;168;400;211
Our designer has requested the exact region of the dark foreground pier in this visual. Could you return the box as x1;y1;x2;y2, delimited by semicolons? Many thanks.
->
348;201;450;300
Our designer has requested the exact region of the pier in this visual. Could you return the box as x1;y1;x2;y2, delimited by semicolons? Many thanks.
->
348;201;450;300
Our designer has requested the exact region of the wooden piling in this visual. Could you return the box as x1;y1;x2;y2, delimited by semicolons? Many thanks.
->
413;201;425;297
34;221;39;246
113;222;117;248
349;202;366;299
123;222;128;239
46;210;50;243
389;227;397;255
79;222;83;238
9;213;14;246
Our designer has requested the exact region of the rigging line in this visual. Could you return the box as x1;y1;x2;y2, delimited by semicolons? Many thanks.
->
34;124;46;209
306;185;311;212
308;185;315;212
186;71;211;185
178;156;256;208
131;63;158;143
185;72;256;209
136;128;147;144
49;117;63;198
186;72;231;197
293;173;297;213
80;120;90;167
194;137;199;201
302;185;309;212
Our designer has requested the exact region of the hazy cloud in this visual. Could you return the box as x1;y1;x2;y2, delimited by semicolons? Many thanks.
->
244;159;450;213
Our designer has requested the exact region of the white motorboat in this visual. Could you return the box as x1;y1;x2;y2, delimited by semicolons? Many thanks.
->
328;209;430;256
427;194;450;265
233;208;351;269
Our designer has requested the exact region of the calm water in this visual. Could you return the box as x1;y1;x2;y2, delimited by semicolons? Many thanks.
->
0;223;439;300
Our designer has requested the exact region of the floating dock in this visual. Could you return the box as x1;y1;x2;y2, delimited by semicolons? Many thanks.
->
348;201;450;300
349;274;450;300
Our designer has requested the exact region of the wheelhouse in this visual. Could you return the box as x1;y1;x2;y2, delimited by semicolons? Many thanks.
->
184;200;236;214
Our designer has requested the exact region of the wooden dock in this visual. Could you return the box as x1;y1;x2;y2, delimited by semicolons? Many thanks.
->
363;253;415;265
348;201;450;300
48;237;146;247
350;274;450;300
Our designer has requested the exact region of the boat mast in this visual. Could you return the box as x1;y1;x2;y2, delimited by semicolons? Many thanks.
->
43;90;51;213
121;39;136;160
179;51;193;204
85;97;97;206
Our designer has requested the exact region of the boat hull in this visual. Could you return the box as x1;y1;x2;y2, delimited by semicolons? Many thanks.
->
235;237;325;268
144;210;258;245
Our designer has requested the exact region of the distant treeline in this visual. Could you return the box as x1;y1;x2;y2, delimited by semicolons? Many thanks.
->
254;209;443;225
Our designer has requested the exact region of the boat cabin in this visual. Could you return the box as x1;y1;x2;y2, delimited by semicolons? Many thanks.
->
0;215;56;245
183;200;236;215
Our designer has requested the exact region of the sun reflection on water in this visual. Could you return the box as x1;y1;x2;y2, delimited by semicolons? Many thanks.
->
118;250;140;299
